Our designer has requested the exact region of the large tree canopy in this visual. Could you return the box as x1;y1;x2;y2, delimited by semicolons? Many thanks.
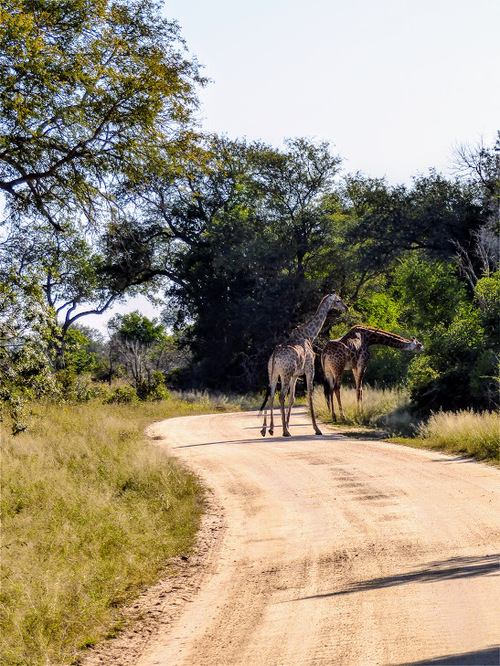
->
0;0;205;231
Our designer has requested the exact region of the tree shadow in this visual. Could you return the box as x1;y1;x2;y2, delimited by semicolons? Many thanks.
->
292;554;499;601
392;645;500;665
429;456;478;464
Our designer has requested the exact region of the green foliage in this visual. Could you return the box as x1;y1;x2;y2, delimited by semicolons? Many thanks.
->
109;311;166;345
0;0;205;232
0;273;59;432
136;371;170;401
355;290;402;330
391;255;468;331
407;300;498;413
62;329;98;374
344;171;484;275
475;271;500;347
104;385;138;404
108;312;175;399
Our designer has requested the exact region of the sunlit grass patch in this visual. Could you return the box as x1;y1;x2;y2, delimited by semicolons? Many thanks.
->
314;385;415;434
314;385;499;463
414;409;499;461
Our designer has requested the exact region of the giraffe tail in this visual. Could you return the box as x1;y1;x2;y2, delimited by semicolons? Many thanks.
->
259;386;271;415
323;377;332;408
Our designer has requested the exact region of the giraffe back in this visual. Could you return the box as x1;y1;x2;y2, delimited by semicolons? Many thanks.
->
340;325;419;350
270;339;313;383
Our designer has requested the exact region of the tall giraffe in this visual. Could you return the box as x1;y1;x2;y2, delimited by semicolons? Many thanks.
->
260;293;349;437
321;326;424;421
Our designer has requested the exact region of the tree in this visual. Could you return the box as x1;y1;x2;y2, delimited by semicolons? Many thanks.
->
0;0;205;232
1;0;207;337
0;219;132;345
391;255;499;413
343;171;485;280
248;137;342;287
157;137;346;392
108;312;179;398
453;132;500;230
0;272;58;432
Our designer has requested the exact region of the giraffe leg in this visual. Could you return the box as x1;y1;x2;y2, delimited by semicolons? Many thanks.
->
286;377;298;427
353;367;365;409
306;371;322;436
326;379;337;422
335;384;344;420
260;387;270;436
280;379;291;437
268;384;276;436
327;381;337;422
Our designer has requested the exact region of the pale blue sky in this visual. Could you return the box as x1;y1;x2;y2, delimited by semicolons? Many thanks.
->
164;0;499;184
85;0;500;332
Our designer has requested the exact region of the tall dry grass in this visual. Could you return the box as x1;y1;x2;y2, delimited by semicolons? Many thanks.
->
415;409;499;461
315;385;499;462
314;385;417;434
0;397;237;666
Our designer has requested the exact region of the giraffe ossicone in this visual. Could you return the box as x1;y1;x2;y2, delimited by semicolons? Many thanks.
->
321;326;424;422
260;293;349;438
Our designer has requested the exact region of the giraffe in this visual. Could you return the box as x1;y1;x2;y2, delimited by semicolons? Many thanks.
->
321;326;424;422
260;293;349;437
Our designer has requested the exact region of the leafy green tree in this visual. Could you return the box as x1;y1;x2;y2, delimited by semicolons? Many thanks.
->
391;254;468;333
247;137;342;288
108;312;178;399
391;255;499;412
0;272;58;432
61;328;98;374
159;137;346;391
0;0;205;232
0;219;135;346
343;172;485;280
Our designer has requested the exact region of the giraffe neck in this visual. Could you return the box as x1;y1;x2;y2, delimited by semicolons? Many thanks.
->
344;326;415;349
290;295;332;343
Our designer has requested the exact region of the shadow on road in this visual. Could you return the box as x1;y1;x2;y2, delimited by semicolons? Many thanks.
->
171;432;349;448
391;645;500;665
291;554;499;601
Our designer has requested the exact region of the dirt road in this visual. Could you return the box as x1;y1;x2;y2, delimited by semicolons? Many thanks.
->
135;408;499;666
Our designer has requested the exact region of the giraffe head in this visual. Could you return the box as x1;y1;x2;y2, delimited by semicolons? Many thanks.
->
326;293;349;313
409;337;424;353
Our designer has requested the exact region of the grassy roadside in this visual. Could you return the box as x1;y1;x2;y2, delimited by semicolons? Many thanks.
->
0;396;242;666
314;386;499;464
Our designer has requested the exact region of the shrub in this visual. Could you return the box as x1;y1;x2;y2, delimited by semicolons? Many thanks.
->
136;371;169;401
104;386;138;404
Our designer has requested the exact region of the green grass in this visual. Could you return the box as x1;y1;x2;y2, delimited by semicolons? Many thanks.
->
0;396;241;666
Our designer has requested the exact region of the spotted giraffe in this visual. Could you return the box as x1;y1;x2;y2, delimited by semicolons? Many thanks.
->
260;293;349;437
321;326;424;421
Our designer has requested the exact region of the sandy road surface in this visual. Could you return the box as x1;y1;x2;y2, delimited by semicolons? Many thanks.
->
135;408;499;666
